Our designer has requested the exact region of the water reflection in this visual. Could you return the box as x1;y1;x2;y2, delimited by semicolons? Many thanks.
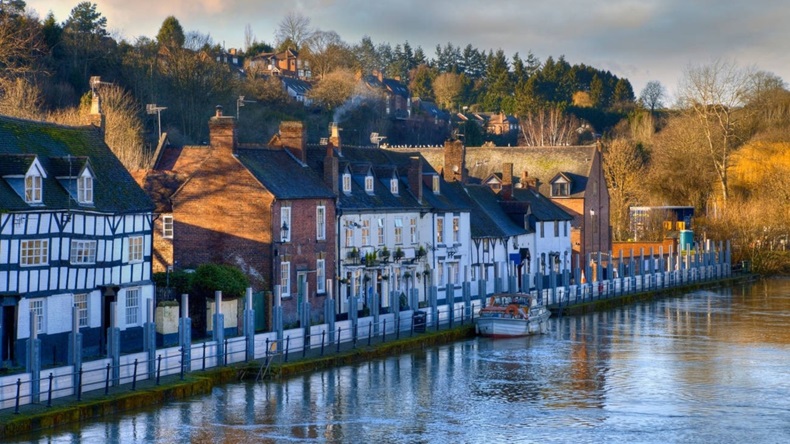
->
17;278;790;443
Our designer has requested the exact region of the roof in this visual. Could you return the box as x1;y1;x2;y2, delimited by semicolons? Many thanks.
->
280;77;312;95
465;186;527;238
236;148;335;200
390;145;598;199
0;115;153;214
512;188;574;222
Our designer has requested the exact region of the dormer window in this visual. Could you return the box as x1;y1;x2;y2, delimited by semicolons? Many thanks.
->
365;175;374;193
342;173;352;194
25;173;42;203
390;178;398;195
77;170;93;204
552;182;569;197
432;175;440;194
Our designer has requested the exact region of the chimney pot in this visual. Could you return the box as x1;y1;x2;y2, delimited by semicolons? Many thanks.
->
215;105;223;117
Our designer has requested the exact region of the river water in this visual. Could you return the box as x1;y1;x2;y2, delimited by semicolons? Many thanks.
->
17;278;790;443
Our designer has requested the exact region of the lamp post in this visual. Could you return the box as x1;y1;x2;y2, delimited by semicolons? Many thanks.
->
146;104;167;140
236;96;256;119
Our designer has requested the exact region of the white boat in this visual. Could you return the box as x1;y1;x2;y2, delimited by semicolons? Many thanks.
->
475;293;551;338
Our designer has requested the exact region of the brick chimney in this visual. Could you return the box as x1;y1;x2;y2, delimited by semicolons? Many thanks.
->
442;139;466;183
520;170;538;190
208;105;237;152
328;123;342;154
279;121;306;164
324;145;339;195
408;156;423;204
501;162;514;200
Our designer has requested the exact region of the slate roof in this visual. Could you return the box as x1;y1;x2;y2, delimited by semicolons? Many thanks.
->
394;145;597;198
512;188;574;222
236;148;335;200
0;115;153;214
280;77;312;95
464;186;526;239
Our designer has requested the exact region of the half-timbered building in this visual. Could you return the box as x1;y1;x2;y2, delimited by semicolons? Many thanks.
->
0;115;155;367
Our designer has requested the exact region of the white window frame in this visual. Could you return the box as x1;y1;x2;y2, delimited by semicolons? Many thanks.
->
377;218;385;245
390;178;398;194
281;207;291;242
316;259;326;293
361;219;370;245
452;216;460;243
127;236;144;263
162;215;174;239
74;293;89;328
125;287;140;326
342;174;352;193
281;262;291;297
70;239;97;264
410;218;418;244
20;239;49;266
432;175;440;194
316;206;326;240
78;173;93;204
345;227;353;247
436;217;444;244
30;298;44;333
365;175;374;193
25;173;42;204
394;218;403;244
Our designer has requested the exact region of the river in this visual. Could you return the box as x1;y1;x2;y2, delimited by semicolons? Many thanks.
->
15;278;790;443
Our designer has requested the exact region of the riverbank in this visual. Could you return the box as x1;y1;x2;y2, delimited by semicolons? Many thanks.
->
548;273;759;316
0;324;476;440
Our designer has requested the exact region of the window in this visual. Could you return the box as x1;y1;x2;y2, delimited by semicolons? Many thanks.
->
390;178;398;195
540;222;545;238
74;293;88;328
162;215;173;239
361;220;370;245
78;174;93;204
316;259;325;293
436;217;444;244
437;264;444;285
483;238;490;252
394;218;403;244
21;239;49;266
316;206;326;240
25;174;42;204
342;174;352;193
377;218;385;245
70;240;97;264
452;216;460;243
554;220;559;237
280;207;291;242
552;182;569;197
280;262;291;297
564;221;568;237
345;226;353;247
432;175;440;194
30;298;44;333
409;218;418;244
125;287;140;326
449;263;460;285
365;175;374;193
127;236;143;263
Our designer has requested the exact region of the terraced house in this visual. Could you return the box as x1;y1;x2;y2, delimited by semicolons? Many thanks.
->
0;114;155;367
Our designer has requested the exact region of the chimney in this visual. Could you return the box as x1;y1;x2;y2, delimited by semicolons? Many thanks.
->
324;146;339;195
328;123;342;154
501;162;513;200
408;156;423;204
88;92;105;137
208;105;237;152
279;121;307;164
442;139;466;183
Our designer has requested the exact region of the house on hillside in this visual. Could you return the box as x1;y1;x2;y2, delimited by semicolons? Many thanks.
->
248;48;311;79
0;110;155;367
364;71;411;119
387;143;610;262
138;108;334;331
280;76;312;105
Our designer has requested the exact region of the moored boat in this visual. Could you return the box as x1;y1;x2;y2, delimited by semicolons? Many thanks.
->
475;293;551;338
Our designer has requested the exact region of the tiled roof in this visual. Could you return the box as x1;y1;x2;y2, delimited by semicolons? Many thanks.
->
0;115;153;213
236;148;335;199
465;186;527;238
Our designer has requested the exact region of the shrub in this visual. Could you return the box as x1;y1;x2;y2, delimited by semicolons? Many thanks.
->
190;263;249;300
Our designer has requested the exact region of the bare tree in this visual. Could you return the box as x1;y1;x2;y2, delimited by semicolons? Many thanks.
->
304;29;350;79
519;106;578;146
0;77;42;119
432;72;463;111
275;11;314;50
603;138;647;240
638;80;666;113
307;68;357;109
677;59;754;206
0;8;46;80
243;23;254;53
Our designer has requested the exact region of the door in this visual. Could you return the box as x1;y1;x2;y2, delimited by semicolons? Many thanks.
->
101;292;116;354
2;304;17;364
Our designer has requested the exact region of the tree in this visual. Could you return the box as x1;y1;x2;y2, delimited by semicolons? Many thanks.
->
304;29;349;80
63;2;107;35
639;80;666;113
0;3;46;80
61;2;114;88
612;78;635;110
518;105;579;146
433;72;464;110
156;16;185;49
409;64;435;100
603;138;648;240
352;36;380;74
275;11;313;50
677;59;754;205
307;68;356;109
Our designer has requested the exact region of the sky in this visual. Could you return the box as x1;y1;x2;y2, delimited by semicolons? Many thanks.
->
25;0;790;102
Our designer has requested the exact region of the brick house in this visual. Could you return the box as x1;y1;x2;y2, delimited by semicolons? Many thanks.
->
139;108;335;329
